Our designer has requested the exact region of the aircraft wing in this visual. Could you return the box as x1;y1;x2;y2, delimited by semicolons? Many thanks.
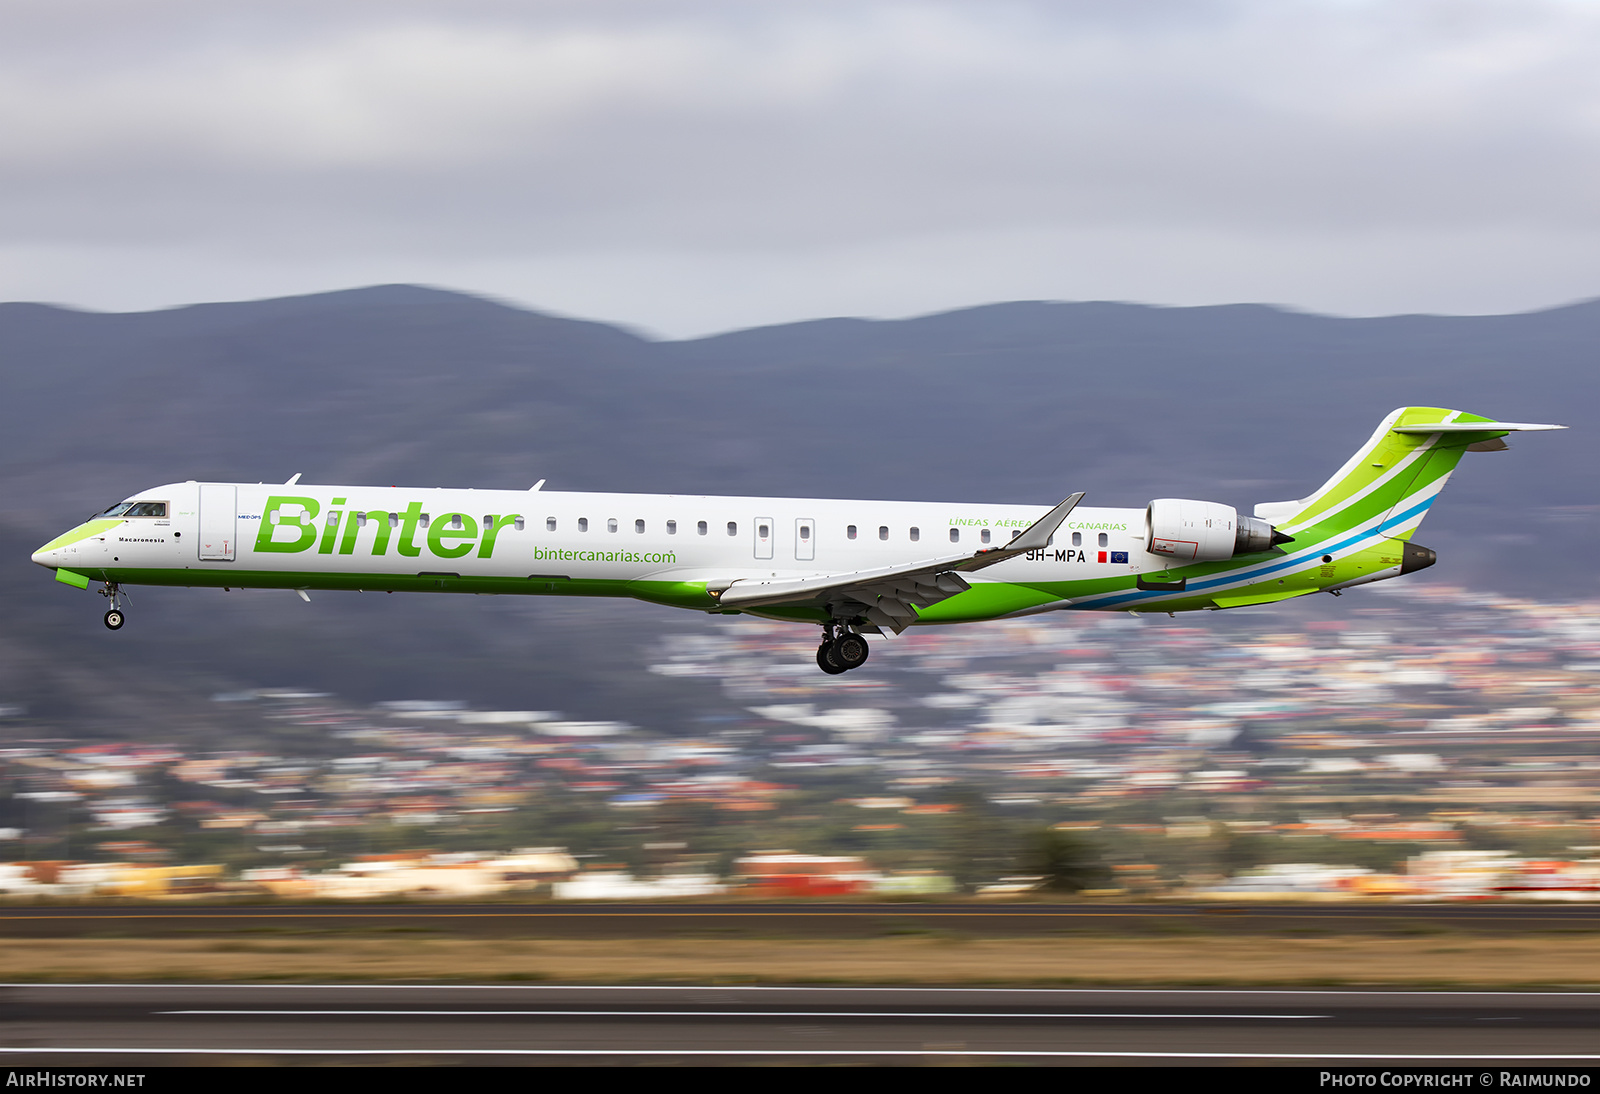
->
714;493;1084;633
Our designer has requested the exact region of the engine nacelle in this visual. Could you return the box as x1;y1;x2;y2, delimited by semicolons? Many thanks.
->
1146;498;1283;562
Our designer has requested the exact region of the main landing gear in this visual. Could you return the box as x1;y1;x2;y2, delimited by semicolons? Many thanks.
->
817;625;870;675
99;582;126;631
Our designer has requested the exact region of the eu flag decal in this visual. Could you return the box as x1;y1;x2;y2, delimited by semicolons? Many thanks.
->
1110;551;1129;564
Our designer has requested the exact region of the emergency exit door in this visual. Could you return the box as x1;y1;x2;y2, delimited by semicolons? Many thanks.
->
795;518;815;561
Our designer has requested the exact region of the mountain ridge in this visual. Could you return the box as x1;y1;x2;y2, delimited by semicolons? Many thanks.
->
0;283;1589;722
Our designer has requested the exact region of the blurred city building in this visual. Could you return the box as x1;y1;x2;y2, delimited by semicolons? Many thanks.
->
2;586;1599;901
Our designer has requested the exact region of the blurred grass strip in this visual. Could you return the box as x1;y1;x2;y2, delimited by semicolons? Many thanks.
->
3;934;1600;987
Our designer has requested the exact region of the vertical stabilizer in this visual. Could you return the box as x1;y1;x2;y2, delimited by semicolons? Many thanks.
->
1252;408;1561;545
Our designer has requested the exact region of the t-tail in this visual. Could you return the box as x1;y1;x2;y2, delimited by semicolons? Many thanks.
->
1252;407;1566;571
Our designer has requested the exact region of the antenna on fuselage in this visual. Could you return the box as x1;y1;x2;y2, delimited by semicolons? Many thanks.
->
530;479;546;491
284;473;302;486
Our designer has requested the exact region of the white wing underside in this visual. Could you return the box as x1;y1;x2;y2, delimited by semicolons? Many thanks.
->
715;493;1084;633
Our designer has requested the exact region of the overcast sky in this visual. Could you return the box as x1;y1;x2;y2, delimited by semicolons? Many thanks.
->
1;0;1597;336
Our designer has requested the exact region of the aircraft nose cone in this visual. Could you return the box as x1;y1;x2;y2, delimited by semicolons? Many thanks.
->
32;518;112;568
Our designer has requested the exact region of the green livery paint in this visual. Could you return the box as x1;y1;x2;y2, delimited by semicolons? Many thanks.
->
479;516;519;559
1266;408;1508;539
426;513;478;559
30;407;1563;673
254;495;320;553
37;518;123;553
82;565;720;609
256;496;522;561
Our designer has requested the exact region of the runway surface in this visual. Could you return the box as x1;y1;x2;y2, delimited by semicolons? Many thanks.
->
2;984;1600;1064
1;902;1597;938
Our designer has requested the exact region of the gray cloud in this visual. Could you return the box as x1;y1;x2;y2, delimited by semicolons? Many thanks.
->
1;1;1597;334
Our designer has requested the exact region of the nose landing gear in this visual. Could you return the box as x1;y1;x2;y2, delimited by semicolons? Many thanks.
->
99;582;127;631
816;624;870;675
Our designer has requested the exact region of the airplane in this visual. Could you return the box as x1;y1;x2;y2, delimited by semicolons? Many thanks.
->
30;406;1564;675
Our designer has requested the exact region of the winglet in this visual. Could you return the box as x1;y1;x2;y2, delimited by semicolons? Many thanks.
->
1001;492;1085;554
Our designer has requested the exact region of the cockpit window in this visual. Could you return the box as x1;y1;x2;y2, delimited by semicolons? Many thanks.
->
123;502;166;517
98;502;135;517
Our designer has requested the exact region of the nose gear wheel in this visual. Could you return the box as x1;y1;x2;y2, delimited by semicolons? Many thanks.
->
98;582;128;631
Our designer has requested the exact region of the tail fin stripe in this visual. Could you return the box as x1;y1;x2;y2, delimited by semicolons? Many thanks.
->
1278;434;1440;535
1068;406;1560;611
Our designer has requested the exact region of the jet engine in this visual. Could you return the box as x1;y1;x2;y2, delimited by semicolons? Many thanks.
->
1146;498;1290;562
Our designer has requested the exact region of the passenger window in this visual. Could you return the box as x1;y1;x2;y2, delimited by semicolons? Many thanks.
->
579;517;589;532
450;515;464;530
1011;529;1022;540
697;521;707;535
419;514;430;528
949;528;959;543
1098;533;1109;548
514;517;525;531
727;521;737;536
607;518;618;533
389;513;399;529
356;513;368;528
667;520;677;535
546;517;557;532
758;523;769;538
326;512;339;527
847;525;857;540
635;519;645;534
981;529;991;544
800;526;810;541
910;527;920;542
879;526;888;541
1072;532;1082;547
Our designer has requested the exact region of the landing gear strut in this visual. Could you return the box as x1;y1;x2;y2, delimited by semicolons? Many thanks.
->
816;623;870;675
100;582;126;631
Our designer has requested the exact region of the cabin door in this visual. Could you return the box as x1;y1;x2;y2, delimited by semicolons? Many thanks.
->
199;485;237;561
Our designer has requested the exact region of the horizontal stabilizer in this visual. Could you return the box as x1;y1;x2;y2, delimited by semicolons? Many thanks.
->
1391;421;1565;433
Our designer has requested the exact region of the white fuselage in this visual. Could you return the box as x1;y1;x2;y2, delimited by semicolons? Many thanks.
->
49;481;1151;591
